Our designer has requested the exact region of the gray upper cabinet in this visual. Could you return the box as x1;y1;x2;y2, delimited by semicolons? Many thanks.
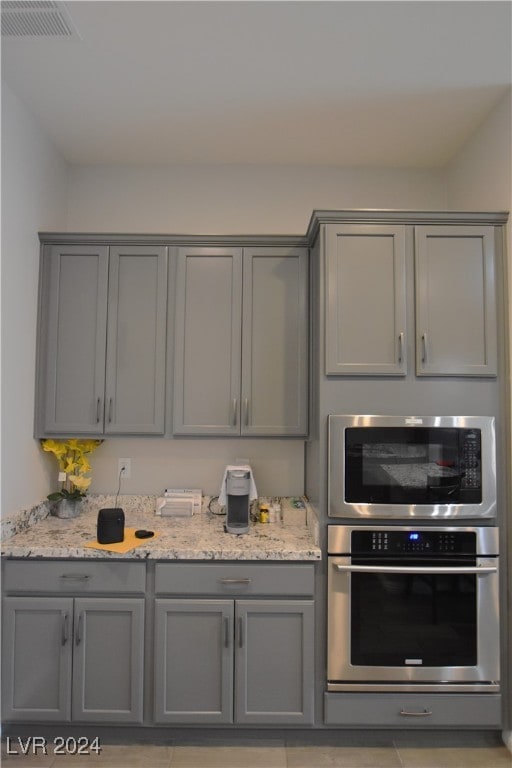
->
173;246;243;436
104;246;167;433
173;245;308;436
325;225;407;375
39;244;109;434
37;244;167;436
324;223;498;378
415;226;497;376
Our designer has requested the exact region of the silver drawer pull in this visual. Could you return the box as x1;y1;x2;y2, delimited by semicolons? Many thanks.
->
400;708;433;717
59;574;91;581
398;332;404;363
421;332;428;363
75;612;83;645
61;611;69;646
219;578;252;585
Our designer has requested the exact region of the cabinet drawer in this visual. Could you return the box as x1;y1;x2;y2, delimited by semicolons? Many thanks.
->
3;560;146;595
324;693;502;728
155;563;315;596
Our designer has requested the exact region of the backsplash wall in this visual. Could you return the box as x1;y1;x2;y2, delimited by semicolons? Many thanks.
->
87;437;306;499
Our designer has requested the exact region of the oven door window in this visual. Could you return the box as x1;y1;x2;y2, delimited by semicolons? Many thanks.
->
350;561;477;667
345;427;481;505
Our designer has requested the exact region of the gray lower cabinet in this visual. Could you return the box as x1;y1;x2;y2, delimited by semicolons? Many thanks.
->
173;245;308;436
324;692;502;728
324;223;497;377
36;243;167;436
154;598;315;725
2;596;145;723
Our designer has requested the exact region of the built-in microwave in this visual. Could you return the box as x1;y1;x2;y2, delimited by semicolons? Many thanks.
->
328;415;496;519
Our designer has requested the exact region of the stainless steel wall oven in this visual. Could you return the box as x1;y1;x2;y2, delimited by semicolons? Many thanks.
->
327;525;500;693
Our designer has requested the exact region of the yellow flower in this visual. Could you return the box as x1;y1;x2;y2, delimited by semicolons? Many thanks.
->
41;438;103;500
68;474;91;492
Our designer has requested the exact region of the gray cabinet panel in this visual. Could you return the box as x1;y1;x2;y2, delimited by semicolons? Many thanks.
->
235;600;315;724
2;592;144;724
324;692;502;727
242;247;309;435
3;560;146;595
42;245;109;433
154;599;233;724
415;226;497;376
155;563;315;597
105;246;167;434
2;597;73;721
173;247;242;435
325;225;407;375
72;598;144;723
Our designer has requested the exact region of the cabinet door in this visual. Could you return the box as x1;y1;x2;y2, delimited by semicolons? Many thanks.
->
41;245;109;433
105;246;167;433
154;599;234;724
173;247;242;435
415;226;497;376
2;597;73;721
241;247;308;435
325;225;407;375
72;598;144;723
235;600;314;725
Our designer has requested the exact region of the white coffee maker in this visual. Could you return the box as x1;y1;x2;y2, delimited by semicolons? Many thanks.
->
219;463;257;535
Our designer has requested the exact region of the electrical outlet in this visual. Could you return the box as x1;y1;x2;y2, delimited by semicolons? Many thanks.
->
118;458;131;479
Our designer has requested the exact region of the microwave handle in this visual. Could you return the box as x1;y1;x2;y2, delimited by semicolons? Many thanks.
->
333;564;497;575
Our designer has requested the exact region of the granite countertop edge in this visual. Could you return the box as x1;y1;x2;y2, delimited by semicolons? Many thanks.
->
1;495;322;562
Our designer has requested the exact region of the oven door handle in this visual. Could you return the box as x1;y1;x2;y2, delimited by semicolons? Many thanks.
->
333;564;497;575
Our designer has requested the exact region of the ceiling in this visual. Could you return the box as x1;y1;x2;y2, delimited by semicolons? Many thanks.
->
1;0;511;168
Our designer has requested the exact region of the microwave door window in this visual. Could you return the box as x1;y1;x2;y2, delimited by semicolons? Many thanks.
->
344;428;476;505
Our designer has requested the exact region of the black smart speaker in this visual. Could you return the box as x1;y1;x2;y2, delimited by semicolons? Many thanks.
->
97;508;125;544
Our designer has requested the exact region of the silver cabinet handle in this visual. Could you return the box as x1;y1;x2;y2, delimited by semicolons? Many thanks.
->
219;578;252;585
61;611;69;646
334;564;497;575
75;612;83;646
231;398;238;427
59;574;91;581
108;397;113;423
96;397;101;423
243;398;249;427
421;332;428;363
224;617;230;648
398;332;404;363
238;617;244;649
400;708;432;717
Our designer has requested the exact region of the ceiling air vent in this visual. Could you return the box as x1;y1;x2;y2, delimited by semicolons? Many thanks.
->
1;1;80;38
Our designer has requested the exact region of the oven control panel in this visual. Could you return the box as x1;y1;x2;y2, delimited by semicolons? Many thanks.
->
352;529;476;555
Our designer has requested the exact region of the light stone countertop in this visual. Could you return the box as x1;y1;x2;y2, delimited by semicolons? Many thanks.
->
1;495;321;561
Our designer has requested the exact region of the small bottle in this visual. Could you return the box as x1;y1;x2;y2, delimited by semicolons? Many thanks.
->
259;503;269;523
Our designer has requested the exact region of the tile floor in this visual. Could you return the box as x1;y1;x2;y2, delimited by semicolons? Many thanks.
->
1;732;511;768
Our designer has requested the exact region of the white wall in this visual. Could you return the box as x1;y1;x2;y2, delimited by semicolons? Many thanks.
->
1;83;69;516
66;163;446;235
444;88;512;745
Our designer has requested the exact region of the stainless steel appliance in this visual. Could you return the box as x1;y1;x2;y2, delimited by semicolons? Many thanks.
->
327;525;500;693
328;415;496;519
225;468;251;534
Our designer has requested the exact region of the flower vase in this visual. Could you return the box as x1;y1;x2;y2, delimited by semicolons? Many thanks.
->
53;498;82;519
